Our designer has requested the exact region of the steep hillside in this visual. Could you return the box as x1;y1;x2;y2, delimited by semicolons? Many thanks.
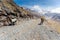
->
0;0;40;26
0;0;35;18
44;19;60;33
0;0;46;26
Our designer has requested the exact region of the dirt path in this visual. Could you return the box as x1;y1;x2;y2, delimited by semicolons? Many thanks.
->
0;19;60;40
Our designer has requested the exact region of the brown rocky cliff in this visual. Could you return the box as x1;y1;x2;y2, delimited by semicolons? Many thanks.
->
0;0;31;17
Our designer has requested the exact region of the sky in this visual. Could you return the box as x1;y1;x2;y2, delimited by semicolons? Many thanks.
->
14;0;60;13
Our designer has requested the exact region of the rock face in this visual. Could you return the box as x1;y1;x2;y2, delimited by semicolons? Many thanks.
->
0;0;34;26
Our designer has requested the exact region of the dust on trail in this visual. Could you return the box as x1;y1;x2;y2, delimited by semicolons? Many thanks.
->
0;18;60;40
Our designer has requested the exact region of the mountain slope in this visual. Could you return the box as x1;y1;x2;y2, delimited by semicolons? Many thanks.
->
0;0;46;26
44;13;60;22
0;0;37;26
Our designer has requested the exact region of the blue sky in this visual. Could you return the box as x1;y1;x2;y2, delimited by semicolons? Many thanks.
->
14;0;60;7
14;0;60;13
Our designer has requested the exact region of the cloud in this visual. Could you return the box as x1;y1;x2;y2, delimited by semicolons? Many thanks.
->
30;5;48;14
50;7;60;13
24;5;60;14
31;5;43;12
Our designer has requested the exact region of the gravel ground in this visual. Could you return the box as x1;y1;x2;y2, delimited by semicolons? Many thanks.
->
0;19;60;40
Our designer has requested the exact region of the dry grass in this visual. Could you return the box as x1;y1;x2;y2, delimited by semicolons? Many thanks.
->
45;19;60;33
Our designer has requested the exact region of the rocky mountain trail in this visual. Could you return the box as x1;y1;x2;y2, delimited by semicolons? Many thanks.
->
0;19;60;40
